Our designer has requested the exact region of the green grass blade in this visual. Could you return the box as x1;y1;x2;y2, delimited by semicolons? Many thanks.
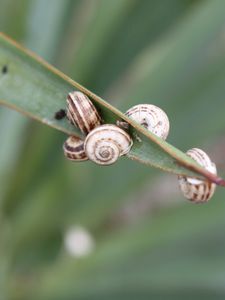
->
0;32;224;185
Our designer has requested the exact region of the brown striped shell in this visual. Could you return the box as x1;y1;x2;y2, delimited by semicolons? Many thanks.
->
84;124;133;165
178;148;217;203
63;136;88;161
125;104;170;140
66;91;102;134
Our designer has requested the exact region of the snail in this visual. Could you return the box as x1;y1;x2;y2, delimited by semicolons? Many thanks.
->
124;104;170;140
178;148;217;203
63;136;88;161
66;91;102;134
84;124;133;165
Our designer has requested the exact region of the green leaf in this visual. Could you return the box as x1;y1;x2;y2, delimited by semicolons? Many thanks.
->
0;32;224;186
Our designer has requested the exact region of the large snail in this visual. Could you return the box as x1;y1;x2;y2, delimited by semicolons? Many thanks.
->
178;148;217;203
66;91;102;135
84;124;133;165
124;104;170;140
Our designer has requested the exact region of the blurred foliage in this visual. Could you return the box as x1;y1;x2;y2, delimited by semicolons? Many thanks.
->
0;0;225;299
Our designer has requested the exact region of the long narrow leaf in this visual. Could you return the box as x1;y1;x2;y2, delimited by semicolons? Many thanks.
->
0;33;224;185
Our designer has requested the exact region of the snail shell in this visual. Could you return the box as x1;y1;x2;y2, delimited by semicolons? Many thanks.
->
125;104;170;140
84;124;133;165
178;148;217;203
63;136;88;161
66;91;102;134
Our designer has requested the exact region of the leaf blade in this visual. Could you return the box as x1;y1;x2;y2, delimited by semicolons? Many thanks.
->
0;32;224;185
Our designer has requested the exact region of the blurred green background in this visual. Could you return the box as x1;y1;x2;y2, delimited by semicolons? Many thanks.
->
1;0;225;299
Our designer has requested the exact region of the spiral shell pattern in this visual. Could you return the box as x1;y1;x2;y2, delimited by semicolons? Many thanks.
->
125;104;170;140
66;91;102;134
63;136;88;161
178;148;217;203
84;124;133;165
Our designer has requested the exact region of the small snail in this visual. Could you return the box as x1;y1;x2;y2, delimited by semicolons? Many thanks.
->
63;136;88;161
66;91;102;134
84;124;133;165
125;104;170;140
178;148;217;203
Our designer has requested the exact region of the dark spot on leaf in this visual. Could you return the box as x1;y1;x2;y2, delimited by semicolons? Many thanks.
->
2;65;8;74
54;109;66;120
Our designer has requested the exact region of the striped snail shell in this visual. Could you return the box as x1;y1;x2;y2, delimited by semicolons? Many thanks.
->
66;91;102;134
63;136;88;161
84;124;133;165
178;148;217;203
125;104;170;140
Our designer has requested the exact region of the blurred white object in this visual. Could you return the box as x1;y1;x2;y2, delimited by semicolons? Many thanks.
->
64;226;95;257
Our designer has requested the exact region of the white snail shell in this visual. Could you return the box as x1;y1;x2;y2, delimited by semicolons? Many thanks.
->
125;104;170;140
84;124;133;165
178;148;217;203
66;91;102;134
63;136;88;161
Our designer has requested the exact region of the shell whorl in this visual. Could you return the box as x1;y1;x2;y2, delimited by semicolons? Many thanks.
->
178;148;217;203
63;136;88;161
125;104;170;140
66;91;102;134
84;124;133;165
